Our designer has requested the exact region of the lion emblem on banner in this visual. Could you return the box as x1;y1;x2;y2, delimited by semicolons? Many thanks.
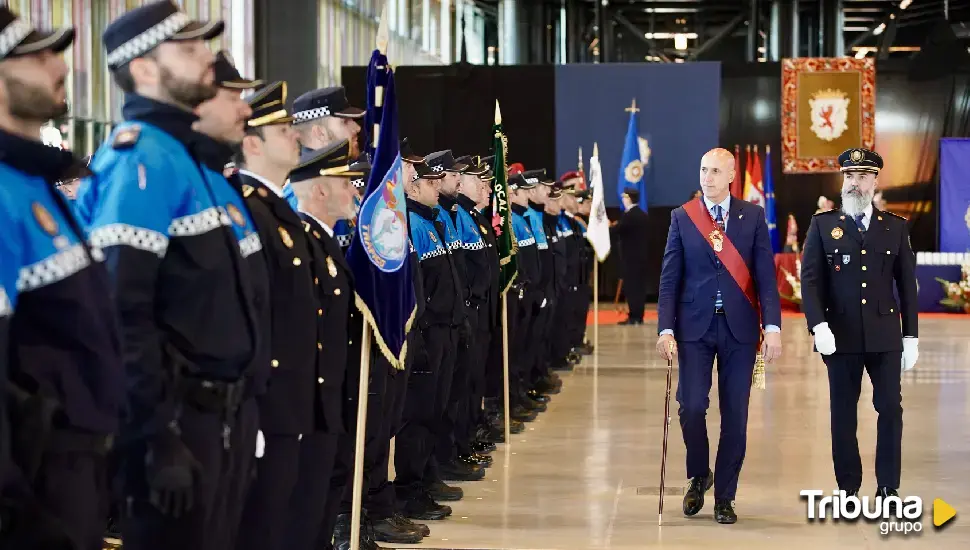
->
808;89;850;142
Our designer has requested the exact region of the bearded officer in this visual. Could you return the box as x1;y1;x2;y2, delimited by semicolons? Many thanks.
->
0;9;123;548
76;3;265;547
800;148;918;505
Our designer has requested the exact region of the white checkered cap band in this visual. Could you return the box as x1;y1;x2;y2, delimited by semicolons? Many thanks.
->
0;19;32;59
293;106;332;124
106;11;190;68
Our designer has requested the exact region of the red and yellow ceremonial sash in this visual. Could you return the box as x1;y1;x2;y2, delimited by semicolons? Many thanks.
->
684;198;759;311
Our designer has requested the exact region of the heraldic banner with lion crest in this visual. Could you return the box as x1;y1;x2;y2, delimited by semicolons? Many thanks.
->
781;57;875;174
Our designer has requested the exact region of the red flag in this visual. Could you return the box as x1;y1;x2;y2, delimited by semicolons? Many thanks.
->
731;145;743;199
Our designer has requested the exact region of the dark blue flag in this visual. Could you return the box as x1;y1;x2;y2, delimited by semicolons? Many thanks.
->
940;138;970;253
346;48;415;369
617;102;648;210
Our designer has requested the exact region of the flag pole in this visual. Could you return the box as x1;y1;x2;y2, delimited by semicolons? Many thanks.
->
502;292;511;445
350;6;389;550
497;100;512;445
592;142;600;371
349;324;372;550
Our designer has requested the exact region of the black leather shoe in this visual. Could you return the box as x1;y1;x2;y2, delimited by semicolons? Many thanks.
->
527;389;551;404
511;405;538;423
876;487;900;516
402;492;452;521
391;513;430;537
428;480;463;501
371;517;423;543
333;513;385;550
472;439;496;454
533;377;561;395
522;398;547;413
460;452;493;467
440;460;485;481
713;500;737;524
683;469;714;516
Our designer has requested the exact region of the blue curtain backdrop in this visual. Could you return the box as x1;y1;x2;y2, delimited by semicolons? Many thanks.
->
554;63;721;207
939;138;970;253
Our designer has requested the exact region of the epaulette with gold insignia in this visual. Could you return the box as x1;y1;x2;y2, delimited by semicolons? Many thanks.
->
303;221;312;233
112;125;141;149
242;184;255;198
813;208;837;216
883;211;908;221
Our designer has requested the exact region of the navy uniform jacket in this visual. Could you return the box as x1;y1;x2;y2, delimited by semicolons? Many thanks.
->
543;211;568;300
75;97;265;438
437;195;469;305
510;204;541;296
234;171;318;435
442;194;490;309
301;214;355;434
468;202;500;327
524;203;552;305
408;198;463;328
559;213;583;291
657;197;781;344
800;208;918;353
0;131;124;435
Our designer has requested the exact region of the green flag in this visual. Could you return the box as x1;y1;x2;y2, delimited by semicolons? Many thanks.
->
491;101;517;292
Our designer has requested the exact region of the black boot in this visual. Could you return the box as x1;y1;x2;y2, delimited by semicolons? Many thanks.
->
876;487;901;517
428;479;463;501
682;469;714;516
333;512;385;550
390;513;430;537
440;459;486;481
402;492;452;521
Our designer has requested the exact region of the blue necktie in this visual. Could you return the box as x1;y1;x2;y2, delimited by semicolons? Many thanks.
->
714;205;724;310
854;213;866;233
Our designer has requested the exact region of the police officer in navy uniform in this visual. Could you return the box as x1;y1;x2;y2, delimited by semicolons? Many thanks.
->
501;172;545;425
522;170;560;407
554;179;586;370
453;155;502;456
281;140;378;550
221;77;321;550
540;178;570;378
75;2;265;547
800;147;918;503
0;9;124;548
395;150;462;521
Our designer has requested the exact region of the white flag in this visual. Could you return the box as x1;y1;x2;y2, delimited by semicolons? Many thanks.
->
586;151;611;262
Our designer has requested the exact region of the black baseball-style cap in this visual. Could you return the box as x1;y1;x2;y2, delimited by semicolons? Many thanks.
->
292;87;365;124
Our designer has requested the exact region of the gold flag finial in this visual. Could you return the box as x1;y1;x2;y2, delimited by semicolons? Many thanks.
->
376;0;389;54
593;142;599;157
625;98;639;113
495;100;502;125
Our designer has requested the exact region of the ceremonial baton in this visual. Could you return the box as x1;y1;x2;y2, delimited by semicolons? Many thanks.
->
659;341;674;526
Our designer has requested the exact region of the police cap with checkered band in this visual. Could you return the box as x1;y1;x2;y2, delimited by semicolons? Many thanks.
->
425;150;470;174
102;0;224;70
292;87;364;125
509;172;538;191
0;6;75;61
349;159;371;189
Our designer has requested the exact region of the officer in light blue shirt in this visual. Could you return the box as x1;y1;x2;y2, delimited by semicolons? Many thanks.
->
74;2;264;547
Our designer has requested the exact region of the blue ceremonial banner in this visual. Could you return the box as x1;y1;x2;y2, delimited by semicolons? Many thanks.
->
617;105;647;210
764;146;780;253
346;48;416;369
940;138;970;253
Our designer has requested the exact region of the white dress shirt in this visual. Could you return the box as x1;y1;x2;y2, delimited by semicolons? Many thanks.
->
238;169;285;198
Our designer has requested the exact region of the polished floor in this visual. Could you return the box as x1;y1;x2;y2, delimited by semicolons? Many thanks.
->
387;314;970;549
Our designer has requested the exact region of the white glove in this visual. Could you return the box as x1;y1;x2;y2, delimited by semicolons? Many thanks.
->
256;430;265;458
813;323;837;355
540;298;548;308
902;338;919;372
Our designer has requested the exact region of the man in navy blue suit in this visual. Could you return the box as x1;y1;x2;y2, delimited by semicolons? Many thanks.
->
656;148;782;524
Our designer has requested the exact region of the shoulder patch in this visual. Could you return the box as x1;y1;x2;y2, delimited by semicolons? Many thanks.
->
112;125;141;149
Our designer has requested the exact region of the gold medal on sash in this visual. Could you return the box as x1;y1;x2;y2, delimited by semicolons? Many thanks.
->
709;230;724;252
